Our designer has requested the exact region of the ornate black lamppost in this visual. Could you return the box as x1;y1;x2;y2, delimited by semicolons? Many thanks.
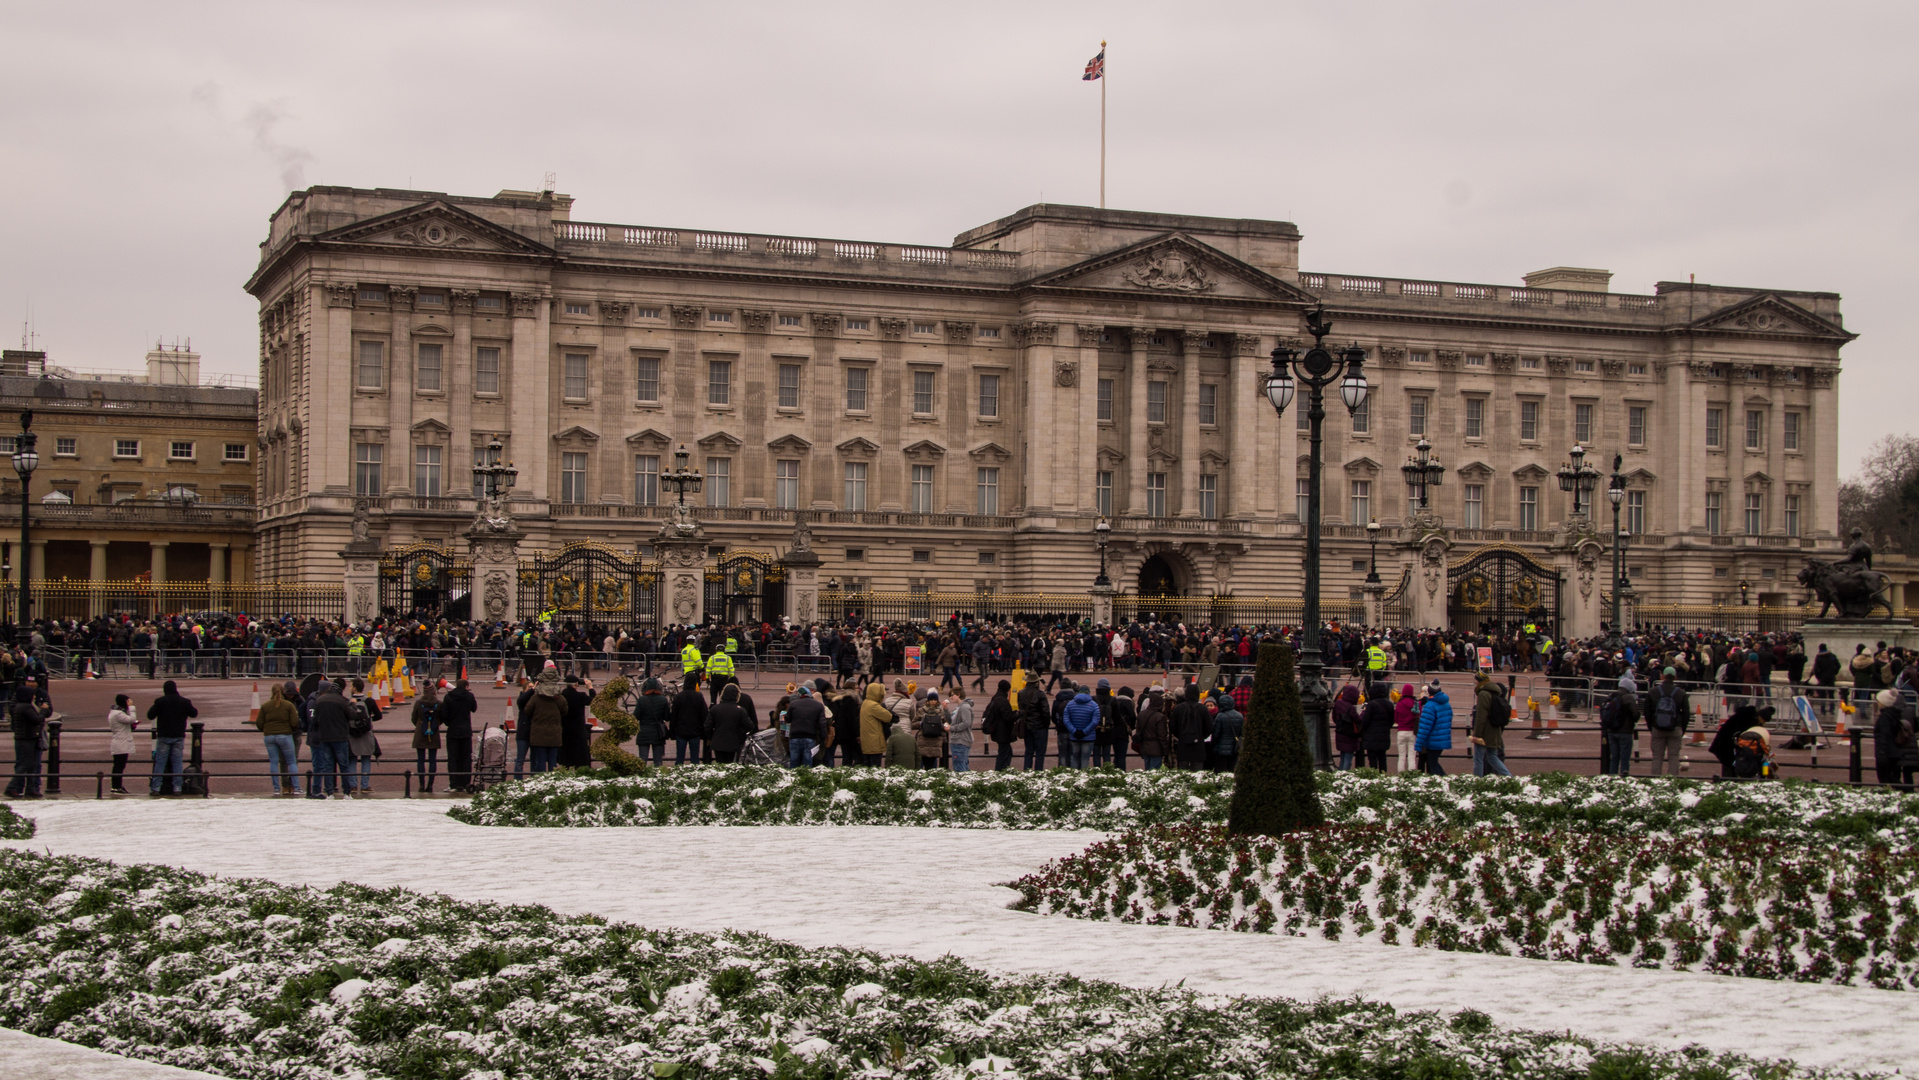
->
1605;453;1629;651
661;444;705;531
1556;443;1600;517
1739;579;1752;606
1264;308;1368;770
471;436;519;505
12;411;37;631
1401;436;1444;516
1365;518;1382;585
1093;517;1112;587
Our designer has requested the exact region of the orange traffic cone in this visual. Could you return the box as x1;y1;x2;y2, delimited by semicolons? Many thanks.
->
247;683;261;726
460;663;469;683
1689;704;1709;744
493;663;507;689
82;657;96;679
377;677;391;709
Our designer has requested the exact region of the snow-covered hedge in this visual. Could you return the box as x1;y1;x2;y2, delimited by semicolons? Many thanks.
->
452;764;1919;849
449;765;1236;830
1009;824;1919;990
0;802;33;839
0;848;1861;1079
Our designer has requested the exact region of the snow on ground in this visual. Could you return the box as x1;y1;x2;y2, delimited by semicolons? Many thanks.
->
0;1027;224;1079
9;799;1919;1075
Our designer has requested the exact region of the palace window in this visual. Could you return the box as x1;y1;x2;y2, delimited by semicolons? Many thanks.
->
1784;493;1801;537
169;441;194;461
416;343;443;392
633;454;659;506
1349;480;1371;524
564;302;591;316
1628;405;1647;447
1783;411;1802;451
1296;477;1312;520
1409;395;1428;436
1574;402;1594;445
1095;470;1113;516
1705;408;1724;448
114;439;140;459
1746;409;1764;450
1575;359;1595;373
845;367;869;412
1145;472;1167;518
1519;400;1539;441
1146;381;1167;424
913;370;936;415
1519;486;1538;531
775;459;800;510
475;347;501;395
224;443;248;462
843;462;868;510
1351;398;1370;434
845;318;869;331
635;356;660;402
705;458;730;507
779;314;802;327
1626;490;1645;535
977;326;999;339
1705;491;1723;535
978;373;1000;418
1628;363;1647;375
632;306;658;319
1463;484;1483;529
563;354;589;401
357;341;384;390
708;311;733;324
1745;492;1763;535
910;464;934;513
1198;383;1218;426
354;443;382;496
977;467;1000;516
1466;354;1485;367
1464;397;1484;439
413;445;443;497
912;321;936;335
55;437;76;457
1096;378;1113;421
1198;474;1217;520
778;363;802;409
559;452;587;504
707;360;731;406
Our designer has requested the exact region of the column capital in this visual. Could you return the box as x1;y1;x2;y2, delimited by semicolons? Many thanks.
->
89;538;109;547
1124;327;1153;350
148;541;170;549
1181;329;1209;351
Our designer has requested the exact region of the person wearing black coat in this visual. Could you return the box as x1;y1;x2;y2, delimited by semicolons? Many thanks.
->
439;679;478;791
631;678;670;765
706;684;755;762
1871;688;1917;789
1359;682;1395;770
981;681;1016;771
1171;684;1212;770
559;676;595;769
1017;683;1050;770
828;685;863;765
1709;704;1762;777
1108;687;1137;771
669;684;709;765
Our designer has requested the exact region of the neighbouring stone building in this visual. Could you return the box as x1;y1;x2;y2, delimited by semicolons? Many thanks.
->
245;185;1872;633
0;347;259;617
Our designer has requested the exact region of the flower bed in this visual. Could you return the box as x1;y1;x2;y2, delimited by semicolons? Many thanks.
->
449;765;1236;831
0;802;33;840
0;848;1858;1079
1317;771;1919;850
1009;824;1919;990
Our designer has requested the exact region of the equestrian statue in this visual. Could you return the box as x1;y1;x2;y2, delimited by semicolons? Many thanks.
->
1799;528;1895;619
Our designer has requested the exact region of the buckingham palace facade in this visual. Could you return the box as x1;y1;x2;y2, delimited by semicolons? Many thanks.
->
244;185;1852;630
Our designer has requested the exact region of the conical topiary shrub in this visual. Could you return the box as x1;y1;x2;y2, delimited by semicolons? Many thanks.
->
1227;640;1324;837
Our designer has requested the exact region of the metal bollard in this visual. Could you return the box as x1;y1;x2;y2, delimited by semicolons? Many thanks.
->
189;722;205;770
1850;728;1863;785
45;719;60;795
95;771;103;800
403;770;412;799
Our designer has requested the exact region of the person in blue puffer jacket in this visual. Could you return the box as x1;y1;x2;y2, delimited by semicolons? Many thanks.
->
1061;687;1102;770
1415;678;1453;775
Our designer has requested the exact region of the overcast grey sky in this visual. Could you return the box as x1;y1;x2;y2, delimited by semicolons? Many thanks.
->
2;0;1911;475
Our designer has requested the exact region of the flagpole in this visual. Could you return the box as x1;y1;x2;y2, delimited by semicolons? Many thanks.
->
1099;39;1107;209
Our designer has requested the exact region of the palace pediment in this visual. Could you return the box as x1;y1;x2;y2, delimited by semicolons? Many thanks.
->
1687;294;1854;342
317;200;555;257
1019;233;1316;305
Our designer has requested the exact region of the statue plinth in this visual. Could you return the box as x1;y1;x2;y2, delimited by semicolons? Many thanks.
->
1089;582;1116;627
1797;617;1919;684
656;510;709;627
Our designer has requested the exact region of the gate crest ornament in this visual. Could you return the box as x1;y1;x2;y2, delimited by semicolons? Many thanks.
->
1124;252;1214;293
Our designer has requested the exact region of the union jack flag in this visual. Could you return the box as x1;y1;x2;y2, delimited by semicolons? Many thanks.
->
1082;48;1104;81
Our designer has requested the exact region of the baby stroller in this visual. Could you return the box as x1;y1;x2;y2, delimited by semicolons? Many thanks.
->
739;726;782;766
475;723;509;787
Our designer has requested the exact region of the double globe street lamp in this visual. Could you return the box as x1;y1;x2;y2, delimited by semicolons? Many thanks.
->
1556;443;1601;517
1092;516;1112;588
11;411;37;632
1605;454;1630;651
1264;308;1367;770
1401;436;1444;516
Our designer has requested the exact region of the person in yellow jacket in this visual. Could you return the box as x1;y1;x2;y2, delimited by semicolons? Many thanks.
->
680;640;704;691
1367;641;1391;677
705;647;735;704
858;683;891;766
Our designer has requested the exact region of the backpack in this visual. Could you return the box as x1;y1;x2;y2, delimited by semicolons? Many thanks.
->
918;703;945;740
1894;713;1915;749
348;701;373;738
1652;687;1679;731
1732;730;1769;778
1486;688;1512;728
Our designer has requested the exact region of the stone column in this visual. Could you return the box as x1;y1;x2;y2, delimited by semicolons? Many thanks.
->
1556;534;1604;640
655;527;709;629
1075;325;1102;513
1231;334;1263;520
1125;327;1151;515
28;540;45;581
1090;582;1116;627
1408;533;1449;630
466;529;523;625
781;547;822;628
340;549;380;627
149;542;168;585
509;293;551;503
88;540;108;618
385;287;416;495
1178;330;1205;516
1363;580;1386;627
209;543;228;584
1018;322;1057;512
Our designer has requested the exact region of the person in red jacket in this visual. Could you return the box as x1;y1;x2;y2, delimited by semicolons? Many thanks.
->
1393;683;1420;773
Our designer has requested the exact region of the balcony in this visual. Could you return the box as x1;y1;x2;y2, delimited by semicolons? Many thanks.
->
550;222;1022;284
1110;517;1250;536
24;500;257;530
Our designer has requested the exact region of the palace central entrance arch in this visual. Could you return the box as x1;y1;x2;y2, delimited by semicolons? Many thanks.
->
1137;554;1180;597
1447;544;1561;635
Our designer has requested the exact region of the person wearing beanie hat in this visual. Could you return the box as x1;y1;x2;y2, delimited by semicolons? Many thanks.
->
983;678;1017;771
1599;672;1642;776
1643;667;1691;777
